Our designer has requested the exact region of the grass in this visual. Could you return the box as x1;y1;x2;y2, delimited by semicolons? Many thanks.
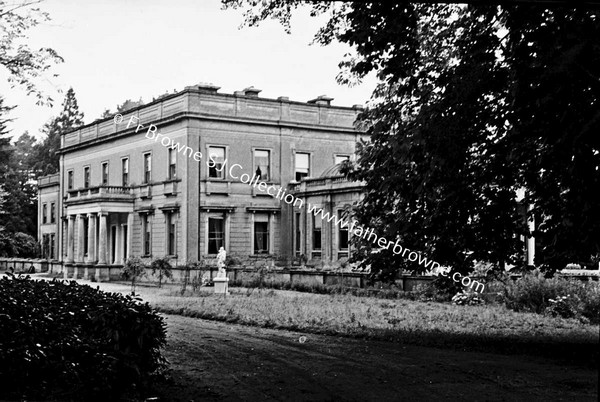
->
28;276;600;366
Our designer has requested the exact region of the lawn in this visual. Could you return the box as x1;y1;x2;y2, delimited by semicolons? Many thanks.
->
90;280;599;366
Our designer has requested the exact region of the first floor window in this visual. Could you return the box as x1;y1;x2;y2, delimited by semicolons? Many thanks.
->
295;152;310;181
101;162;109;185
42;203;47;224
254;149;270;181
168;148;177;179
208;217;225;254
167;212;176;255
50;203;56;223
208;146;226;179
122;158;129;186
67;170;74;190
254;216;269;254
83;166;90;188
312;214;322;250
143;153;152;183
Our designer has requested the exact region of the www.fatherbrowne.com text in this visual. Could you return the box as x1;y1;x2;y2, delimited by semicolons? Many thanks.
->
123;115;485;293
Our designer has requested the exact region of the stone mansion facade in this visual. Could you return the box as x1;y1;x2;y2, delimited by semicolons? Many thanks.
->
37;84;366;280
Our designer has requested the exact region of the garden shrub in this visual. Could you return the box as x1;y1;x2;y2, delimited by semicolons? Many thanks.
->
504;270;600;323
150;256;173;288
0;274;167;400
451;290;484;306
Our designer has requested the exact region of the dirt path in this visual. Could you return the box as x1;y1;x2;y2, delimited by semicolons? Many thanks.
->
153;314;598;401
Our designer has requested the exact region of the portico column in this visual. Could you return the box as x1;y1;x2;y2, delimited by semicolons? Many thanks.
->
76;214;85;263
114;224;122;264
66;215;75;263
126;213;133;260
98;213;108;265
87;213;97;263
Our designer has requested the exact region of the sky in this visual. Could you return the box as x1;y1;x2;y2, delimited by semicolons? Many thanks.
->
2;0;377;141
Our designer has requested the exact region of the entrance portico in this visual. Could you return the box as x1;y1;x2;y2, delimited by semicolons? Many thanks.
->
63;190;134;281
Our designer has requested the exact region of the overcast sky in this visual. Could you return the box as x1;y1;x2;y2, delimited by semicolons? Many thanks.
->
2;0;376;140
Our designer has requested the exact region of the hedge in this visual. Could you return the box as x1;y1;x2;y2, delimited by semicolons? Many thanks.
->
0;274;168;400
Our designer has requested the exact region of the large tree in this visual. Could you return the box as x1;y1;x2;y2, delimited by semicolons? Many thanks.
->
223;1;600;277
0;0;63;105
33;87;84;175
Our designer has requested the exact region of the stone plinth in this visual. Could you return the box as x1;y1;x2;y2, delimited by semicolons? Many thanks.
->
213;277;229;295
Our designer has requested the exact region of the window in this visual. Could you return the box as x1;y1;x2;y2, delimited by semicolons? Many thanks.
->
143;153;152;184
295;152;310;181
167;212;176;255
83;166;90;188
254;220;269;254
42;234;49;258
142;214;151;256
335;155;350;165
50;203;55;223
338;209;349;250
49;234;55;259
101;162;109;185
208;146;226;179
42;203;47;224
168;148;176;179
295;213;301;253
312;214;322;250
67;170;74;190
208;217;225;254
122;158;129;186
254;149;270;181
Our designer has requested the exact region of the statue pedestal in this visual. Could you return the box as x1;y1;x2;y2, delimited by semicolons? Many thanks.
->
213;277;229;295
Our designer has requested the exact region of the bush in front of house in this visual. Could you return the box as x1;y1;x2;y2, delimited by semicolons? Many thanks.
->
0;274;168;400
504;270;600;323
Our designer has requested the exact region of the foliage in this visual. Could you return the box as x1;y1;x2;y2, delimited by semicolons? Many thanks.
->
545;295;582;321
121;257;147;293
223;1;600;278
33;87;85;175
0;0;63;105
0;274;167;400
0;229;39;257
503;270;600;323
150;256;173;288
452;290;484;306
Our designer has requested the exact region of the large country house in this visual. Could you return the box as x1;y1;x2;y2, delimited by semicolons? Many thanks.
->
37;84;366;280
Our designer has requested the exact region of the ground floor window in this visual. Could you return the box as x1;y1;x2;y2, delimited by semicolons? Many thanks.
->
167;212;176;255
254;217;269;254
208;217;225;254
141;214;152;256
312;215;322;251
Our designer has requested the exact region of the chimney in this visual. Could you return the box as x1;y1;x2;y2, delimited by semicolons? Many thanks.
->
191;83;221;94
307;95;334;106
236;86;261;97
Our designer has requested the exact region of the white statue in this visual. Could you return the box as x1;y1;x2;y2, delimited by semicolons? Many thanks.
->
216;247;227;278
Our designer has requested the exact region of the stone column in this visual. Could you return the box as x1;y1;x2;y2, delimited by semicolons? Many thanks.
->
87;213;97;263
66;215;75;263
76;214;85;263
98;213;108;265
114;224;122;264
126;213;134;260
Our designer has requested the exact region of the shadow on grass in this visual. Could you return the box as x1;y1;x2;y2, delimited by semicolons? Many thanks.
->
155;305;599;369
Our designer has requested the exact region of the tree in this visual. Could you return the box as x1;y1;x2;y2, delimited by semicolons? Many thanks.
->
116;98;144;113
0;0;63;105
33;87;84;175
150;256;173;288
121;257;147;294
223;2;600;278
